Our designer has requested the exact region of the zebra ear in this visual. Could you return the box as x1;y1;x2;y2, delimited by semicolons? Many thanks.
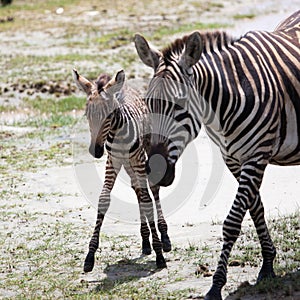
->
103;69;125;96
179;31;203;71
115;69;125;87
134;34;161;70
72;69;93;95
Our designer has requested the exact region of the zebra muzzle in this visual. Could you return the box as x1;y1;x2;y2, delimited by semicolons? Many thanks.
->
146;154;175;187
89;143;104;159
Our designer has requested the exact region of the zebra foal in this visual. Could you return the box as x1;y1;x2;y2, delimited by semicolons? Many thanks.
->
73;69;171;272
135;10;300;300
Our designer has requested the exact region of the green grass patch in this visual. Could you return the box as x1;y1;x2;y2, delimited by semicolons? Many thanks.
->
230;212;300;274
93;28;135;50
23;95;85;114
1;140;72;172
151;22;230;40
14;114;78;129
233;13;256;20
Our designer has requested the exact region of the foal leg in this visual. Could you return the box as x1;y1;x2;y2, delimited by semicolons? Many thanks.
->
150;184;171;252
140;216;152;255
249;194;276;282
126;163;166;268
139;189;166;268
126;165;152;255
84;157;120;272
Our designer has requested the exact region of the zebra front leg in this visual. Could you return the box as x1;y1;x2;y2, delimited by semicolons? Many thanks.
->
249;194;276;282
150;184;171;252
205;160;267;300
84;158;119;273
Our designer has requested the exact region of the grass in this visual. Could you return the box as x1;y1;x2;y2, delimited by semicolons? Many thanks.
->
230;212;300;273
233;13;256;20
0;140;73;172
0;215;89;299
1;1;299;299
23;95;85;114
150;22;230;41
1;210;298;299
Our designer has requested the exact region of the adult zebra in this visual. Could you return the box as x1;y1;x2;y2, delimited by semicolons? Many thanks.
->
73;69;171;272
134;10;300;300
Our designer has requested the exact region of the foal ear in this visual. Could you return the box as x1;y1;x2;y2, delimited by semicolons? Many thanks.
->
134;34;161;70
72;69;93;95
179;31;203;71
104;69;125;96
115;69;125;87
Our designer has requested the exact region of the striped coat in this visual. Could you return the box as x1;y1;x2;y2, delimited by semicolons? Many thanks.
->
134;10;300;300
73;69;171;273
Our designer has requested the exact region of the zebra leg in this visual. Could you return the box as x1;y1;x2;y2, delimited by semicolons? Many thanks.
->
140;214;152;255
249;194;276;282
150;184;171;252
205;160;267;300
84;157;119;273
139;191;167;269
127;166;152;255
126;163;166;268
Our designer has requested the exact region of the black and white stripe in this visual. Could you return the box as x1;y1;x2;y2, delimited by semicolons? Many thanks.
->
73;69;171;273
135;10;300;300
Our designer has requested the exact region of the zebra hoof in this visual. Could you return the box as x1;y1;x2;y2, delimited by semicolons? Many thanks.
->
161;234;172;252
84;252;95;273
204;285;222;300
257;269;276;283
142;240;152;255
156;255;167;269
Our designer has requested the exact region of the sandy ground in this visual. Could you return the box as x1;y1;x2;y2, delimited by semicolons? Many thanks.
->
1;2;300;299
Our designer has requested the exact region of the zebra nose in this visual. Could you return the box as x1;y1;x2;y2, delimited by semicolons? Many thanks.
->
147;154;175;186
89;143;104;159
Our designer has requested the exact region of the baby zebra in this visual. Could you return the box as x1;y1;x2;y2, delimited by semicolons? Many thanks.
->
73;69;171;272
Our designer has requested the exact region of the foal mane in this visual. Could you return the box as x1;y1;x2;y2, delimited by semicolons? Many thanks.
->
95;73;111;92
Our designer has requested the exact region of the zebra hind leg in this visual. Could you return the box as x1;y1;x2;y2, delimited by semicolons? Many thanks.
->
150;220;167;269
131;183;152;255
140;189;166;269
205;160;268;300
249;194;276;282
126;163;166;269
140;219;152;255
150;185;171;252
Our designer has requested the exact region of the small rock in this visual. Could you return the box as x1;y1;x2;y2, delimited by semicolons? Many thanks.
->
229;259;244;267
56;7;64;15
203;271;213;277
188;293;202;299
195;264;209;275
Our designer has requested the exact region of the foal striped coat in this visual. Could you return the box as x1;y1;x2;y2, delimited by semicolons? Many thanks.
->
135;10;300;300
73;69;171;272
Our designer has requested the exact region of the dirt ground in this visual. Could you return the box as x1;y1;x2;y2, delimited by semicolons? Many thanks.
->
0;1;299;299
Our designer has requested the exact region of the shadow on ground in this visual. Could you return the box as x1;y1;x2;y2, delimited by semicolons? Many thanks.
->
226;270;300;300
92;256;163;293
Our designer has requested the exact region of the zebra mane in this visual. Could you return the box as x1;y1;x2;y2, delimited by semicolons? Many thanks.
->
95;73;111;93
161;31;236;61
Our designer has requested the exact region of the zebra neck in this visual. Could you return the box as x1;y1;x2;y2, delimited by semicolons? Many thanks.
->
194;34;243;138
196;57;230;135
